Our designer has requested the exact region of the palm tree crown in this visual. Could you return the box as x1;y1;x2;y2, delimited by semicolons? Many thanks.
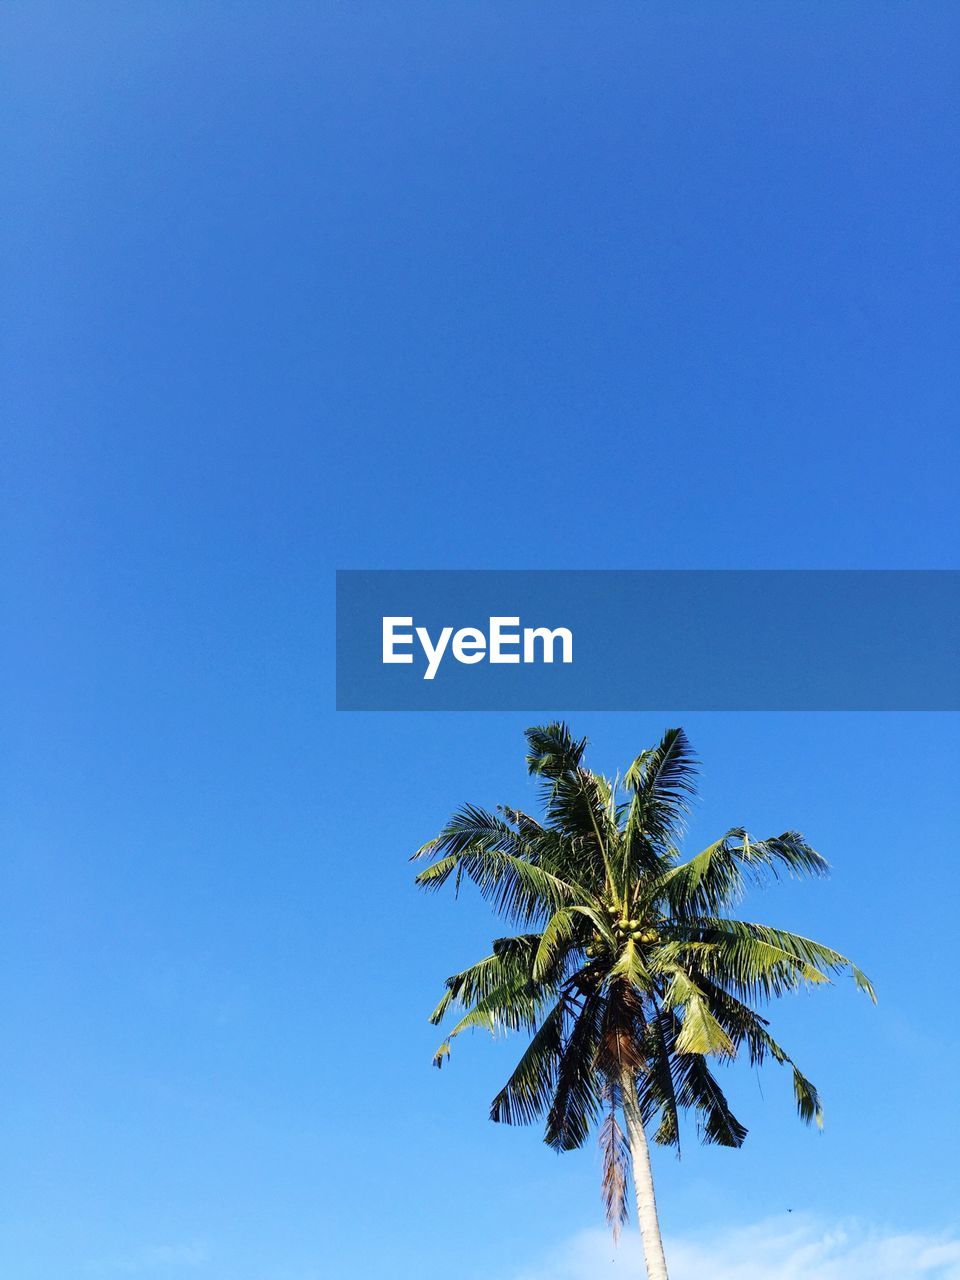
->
414;724;874;1239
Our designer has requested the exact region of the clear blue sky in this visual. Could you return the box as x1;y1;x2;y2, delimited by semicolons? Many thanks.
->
2;5;958;1279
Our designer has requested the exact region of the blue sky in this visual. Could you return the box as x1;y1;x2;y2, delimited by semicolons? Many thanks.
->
2;4;959;1278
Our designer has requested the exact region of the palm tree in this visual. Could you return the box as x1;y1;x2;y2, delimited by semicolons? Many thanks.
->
413;724;874;1280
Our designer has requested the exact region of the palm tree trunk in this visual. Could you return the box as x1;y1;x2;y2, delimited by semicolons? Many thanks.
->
622;1077;670;1280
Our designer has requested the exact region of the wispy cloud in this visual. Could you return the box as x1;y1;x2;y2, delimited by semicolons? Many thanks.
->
512;1216;960;1280
85;1243;208;1275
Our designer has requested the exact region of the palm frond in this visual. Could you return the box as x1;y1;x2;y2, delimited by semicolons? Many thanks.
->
624;727;699;847
748;1022;824;1127
412;804;532;861
525;724;617;890
673;1050;748;1148
792;1064;824;1128
654;935;832;1002
431;980;550;1066
635;1010;682;1151
598;1092;630;1239
663;968;735;1058
430;935;550;1026
608;937;654;994
490;996;570;1126
678;919;876;1002
416;843;587;925
533;906;613;981
525;722;587;781
544;989;606;1151
660;829;829;917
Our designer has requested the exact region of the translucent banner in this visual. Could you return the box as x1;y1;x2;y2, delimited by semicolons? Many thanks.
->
336;570;960;711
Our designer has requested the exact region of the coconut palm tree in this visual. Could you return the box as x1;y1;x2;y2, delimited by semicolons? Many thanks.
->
413;724;874;1280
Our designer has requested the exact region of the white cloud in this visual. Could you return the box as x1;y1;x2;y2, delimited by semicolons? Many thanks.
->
512;1216;960;1280
85;1243;208;1275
